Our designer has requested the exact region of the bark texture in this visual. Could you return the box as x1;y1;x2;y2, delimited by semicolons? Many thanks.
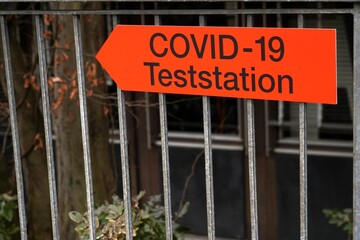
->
1;4;116;239
51;3;116;239
0;16;52;239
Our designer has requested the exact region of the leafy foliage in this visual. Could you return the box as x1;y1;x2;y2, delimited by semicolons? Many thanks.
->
323;208;353;240
0;193;19;240
69;191;189;240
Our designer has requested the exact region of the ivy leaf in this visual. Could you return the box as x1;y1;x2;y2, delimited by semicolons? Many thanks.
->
69;192;188;239
176;202;190;219
108;204;121;216
95;230;103;239
7;225;20;235
75;222;88;232
133;191;146;202
69;211;85;223
2;205;13;222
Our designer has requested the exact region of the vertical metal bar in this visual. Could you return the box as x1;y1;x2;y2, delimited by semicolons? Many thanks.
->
35;15;60;240
265;101;270;157
199;15;216;240
262;2;267;27
73;15;96;240
140;2;152;150
353;4;360;240
261;4;270;157
203;96;216;240
118;96;133;238
316;5;323;129
140;2;145;26
233;3;239;28
276;2;282;27
237;99;242;139
241;2;246;27
117;81;133;240
154;14;173;240
276;2;284;139
112;15;133;240
246;100;258;240
297;14;308;240
299;103;308;240
246;14;259;240
159;93;173;240
0;15;28;240
145;92;152;149
261;7;270;157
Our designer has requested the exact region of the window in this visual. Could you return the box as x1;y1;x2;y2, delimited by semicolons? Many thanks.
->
275;14;353;144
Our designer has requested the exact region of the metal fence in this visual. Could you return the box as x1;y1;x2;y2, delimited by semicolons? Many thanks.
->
1;1;359;240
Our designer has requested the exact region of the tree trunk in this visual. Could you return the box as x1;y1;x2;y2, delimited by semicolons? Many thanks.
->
0;4;116;239
0;16;52;239
51;3;116;239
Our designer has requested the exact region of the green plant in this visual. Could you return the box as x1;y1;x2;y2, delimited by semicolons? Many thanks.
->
69;191;189;240
0;193;19;240
323;208;353;240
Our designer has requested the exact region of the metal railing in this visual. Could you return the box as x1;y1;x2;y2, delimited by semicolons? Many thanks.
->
0;1;358;240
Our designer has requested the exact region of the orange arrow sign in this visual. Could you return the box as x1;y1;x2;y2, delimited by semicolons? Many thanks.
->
96;25;337;104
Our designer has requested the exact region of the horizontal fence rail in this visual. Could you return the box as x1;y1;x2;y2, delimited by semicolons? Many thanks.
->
0;8;354;15
0;2;357;240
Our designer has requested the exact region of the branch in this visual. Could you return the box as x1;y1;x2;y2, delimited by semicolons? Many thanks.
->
176;150;204;219
0;87;30;125
1;121;10;155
